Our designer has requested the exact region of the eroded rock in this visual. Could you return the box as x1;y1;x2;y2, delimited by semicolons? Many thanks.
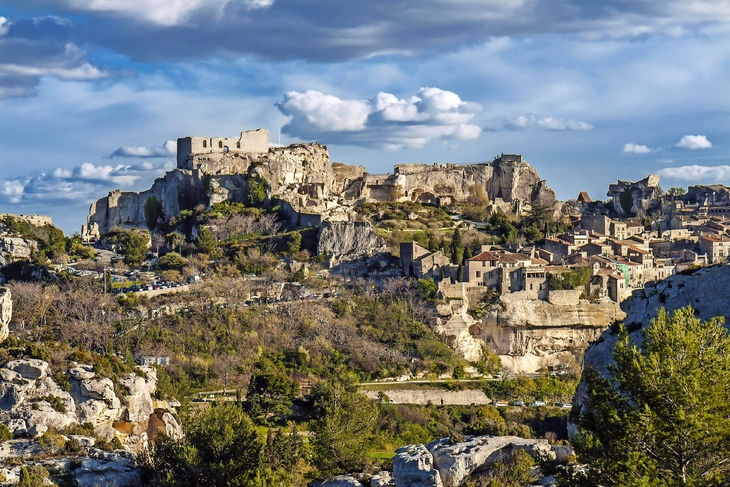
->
393;443;443;487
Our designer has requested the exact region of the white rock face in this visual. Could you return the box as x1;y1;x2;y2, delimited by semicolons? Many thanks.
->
393;443;443;487
427;436;553;487
317;221;386;264
475;291;625;374
0;360;180;453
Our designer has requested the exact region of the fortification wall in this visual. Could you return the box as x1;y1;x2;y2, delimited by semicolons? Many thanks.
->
177;128;269;168
0;214;53;227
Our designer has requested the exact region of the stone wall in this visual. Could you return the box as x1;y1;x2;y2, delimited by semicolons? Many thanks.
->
361;388;491;406
0;214;53;226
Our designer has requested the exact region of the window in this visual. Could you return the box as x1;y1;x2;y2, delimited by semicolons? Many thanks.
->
219;141;223;148
237;141;241;149
476;271;481;278
202;140;207;148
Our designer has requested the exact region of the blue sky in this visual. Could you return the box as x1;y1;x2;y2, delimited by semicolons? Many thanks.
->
0;1;729;233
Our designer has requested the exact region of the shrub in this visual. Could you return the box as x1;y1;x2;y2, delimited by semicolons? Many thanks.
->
0;422;13;442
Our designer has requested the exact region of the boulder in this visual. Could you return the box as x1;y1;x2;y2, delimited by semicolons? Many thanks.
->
6;418;27;436
427;436;553;487
393;443;443;487
371;471;395;487
4;359;48;380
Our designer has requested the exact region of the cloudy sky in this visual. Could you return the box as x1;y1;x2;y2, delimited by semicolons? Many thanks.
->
0;1;729;233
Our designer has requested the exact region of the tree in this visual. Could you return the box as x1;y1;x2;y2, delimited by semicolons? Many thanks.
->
574;306;730;486
451;226;462;264
144;196;164;230
115;229;149;266
141;401;263;487
668;187;686;198
247;176;270;207
196;227;218;255
287;231;302;254
246;355;299;423
309;378;379;476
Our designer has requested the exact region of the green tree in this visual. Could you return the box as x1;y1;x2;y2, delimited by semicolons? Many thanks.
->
247;176;270;207
309;378;379;476
158;251;188;269
668;187;686;198
144;196;164;230
287;231;302;254
142;401;263;487
115;229;149;266
246;355;299;423
450;226;462;264
574;306;730;486
196;227;217;255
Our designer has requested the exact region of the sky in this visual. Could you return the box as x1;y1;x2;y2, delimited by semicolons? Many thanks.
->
0;1;729;234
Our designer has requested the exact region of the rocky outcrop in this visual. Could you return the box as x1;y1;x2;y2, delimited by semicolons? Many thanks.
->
394;443;443;487
474;291;625;374
0;360;181;453
0;287;10;343
388;435;567;487
0;237;37;265
429;436;554;486
436;299;484;362
575;264;730;418
317;221;386;264
607;174;663;216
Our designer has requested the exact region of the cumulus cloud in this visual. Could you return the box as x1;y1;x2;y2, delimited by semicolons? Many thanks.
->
623;143;652;154
0;160;174;205
658;165;730;182
110;140;176;158
0;17;110;98
502;113;593;131
64;0;250;26
277;87;482;149
675;135;713;149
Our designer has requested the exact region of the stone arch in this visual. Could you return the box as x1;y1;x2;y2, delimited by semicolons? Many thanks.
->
223;146;229;153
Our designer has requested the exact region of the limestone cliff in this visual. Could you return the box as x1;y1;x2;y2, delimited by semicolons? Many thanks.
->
317;221;386;265
607;174;663;216
473;291;625;374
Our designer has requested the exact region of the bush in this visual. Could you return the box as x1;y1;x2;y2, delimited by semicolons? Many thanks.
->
0;422;13;442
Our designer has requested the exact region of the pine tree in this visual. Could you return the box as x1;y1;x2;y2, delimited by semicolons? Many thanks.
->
574;306;730;486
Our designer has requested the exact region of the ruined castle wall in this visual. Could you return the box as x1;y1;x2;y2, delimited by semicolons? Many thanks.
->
177;129;269;169
0;214;53;227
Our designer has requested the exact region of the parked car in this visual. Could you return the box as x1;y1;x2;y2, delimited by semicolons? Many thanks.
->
494;401;508;407
512;400;525;407
530;400;546;407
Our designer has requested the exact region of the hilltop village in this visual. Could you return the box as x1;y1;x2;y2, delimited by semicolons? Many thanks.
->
2;129;730;486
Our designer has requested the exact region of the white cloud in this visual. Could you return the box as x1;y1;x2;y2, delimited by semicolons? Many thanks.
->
0;17;10;36
675;135;712;149
506;113;593;131
658;165;730;182
0;160;174;205
63;0;272;26
277;87;482;149
110;140;176;158
623;143;652;154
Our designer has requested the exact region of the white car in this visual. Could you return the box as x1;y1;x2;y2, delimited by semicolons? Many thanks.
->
530;400;546;407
